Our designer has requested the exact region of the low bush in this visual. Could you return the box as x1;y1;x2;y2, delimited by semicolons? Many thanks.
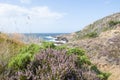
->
55;45;68;50
0;42;110;80
77;55;91;65
41;41;55;49
85;32;98;38
91;65;111;80
7;49;101;80
67;48;85;56
109;20;120;27
8;44;40;70
67;48;91;66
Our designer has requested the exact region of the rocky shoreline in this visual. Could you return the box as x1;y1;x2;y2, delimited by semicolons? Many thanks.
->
54;33;76;44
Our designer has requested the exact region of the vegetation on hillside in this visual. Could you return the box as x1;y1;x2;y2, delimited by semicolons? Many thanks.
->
0;33;25;75
0;36;110;80
61;13;120;80
2;13;120;80
109;20;120;27
74;13;120;40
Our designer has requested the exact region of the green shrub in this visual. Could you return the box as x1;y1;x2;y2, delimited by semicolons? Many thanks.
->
91;65;101;74
109;20;120;27
55;45;67;50
41;42;55;49
91;65;111;80
7;49;103;80
8;44;40;70
97;72;111;80
85;32;98;38
0;64;4;74
78;55;91;65
67;48;85;56
20;44;40;54
103;27;109;32
3;46;110;80
67;48;91;66
8;53;31;70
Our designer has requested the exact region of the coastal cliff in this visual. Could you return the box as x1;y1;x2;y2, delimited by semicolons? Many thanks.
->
65;12;120;80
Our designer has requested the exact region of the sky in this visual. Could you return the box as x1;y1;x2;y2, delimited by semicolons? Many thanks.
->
0;0;120;33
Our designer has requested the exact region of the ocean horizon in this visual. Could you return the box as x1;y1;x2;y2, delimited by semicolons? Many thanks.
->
23;33;69;42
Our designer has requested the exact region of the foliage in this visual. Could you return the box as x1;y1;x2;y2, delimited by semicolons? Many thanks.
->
41;41;55;49
85;32;98;38
91;65;101;74
74;13;120;40
55;45;67;50
67;48;91;66
0;40;110;80
7;49;101;80
67;47;85;56
91;65;111;80
109;20;120;27
0;33;25;76
77;55;91;65
8;44;40;70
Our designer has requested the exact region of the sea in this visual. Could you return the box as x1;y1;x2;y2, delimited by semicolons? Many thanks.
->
24;33;68;42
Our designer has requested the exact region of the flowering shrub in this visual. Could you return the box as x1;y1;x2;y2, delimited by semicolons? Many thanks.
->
0;42;110;80
6;48;108;80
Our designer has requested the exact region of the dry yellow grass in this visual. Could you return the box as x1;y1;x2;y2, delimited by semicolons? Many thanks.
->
68;27;120;80
0;33;25;69
92;58;120;80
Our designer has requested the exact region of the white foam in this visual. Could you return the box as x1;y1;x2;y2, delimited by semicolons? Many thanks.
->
45;36;54;39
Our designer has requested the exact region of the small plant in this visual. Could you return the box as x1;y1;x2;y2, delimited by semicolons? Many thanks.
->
8;53;31;70
97;72;111;80
8;44;40;70
55;45;67;50
67;48;91;67
91;65;111;80
109;20;120;27
85;32;98;38
41;42;55;49
78;55;91;65
67;48;85;56
91;65;101;74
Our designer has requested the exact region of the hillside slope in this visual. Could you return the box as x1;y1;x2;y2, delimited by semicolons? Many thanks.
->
69;27;120;80
74;12;120;40
67;13;120;80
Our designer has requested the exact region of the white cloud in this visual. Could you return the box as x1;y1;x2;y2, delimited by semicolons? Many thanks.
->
0;3;63;19
0;3;65;33
20;0;31;4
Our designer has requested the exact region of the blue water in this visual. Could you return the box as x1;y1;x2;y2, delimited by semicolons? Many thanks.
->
24;33;68;41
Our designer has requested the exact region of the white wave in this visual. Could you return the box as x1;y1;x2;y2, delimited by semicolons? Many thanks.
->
50;40;66;44
45;36;54;39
